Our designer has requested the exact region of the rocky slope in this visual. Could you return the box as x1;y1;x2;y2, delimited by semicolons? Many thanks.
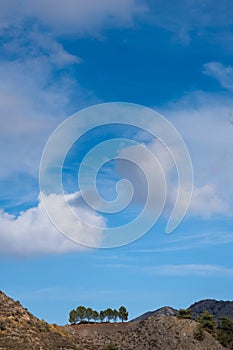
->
67;314;225;350
133;299;233;322
131;306;178;322
189;299;233;320
0;291;77;350
0;291;226;350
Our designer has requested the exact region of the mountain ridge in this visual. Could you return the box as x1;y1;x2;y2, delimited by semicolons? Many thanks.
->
0;291;228;350
131;306;178;322
132;298;233;322
189;299;233;320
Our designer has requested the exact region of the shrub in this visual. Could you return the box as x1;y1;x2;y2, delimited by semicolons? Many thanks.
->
106;342;117;350
217;317;233;348
0;319;7;331
196;311;216;334
177;309;192;319
193;324;205;341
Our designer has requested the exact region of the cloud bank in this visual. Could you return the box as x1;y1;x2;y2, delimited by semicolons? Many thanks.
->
0;192;105;257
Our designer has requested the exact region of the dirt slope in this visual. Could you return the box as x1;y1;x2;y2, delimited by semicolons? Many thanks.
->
66;315;225;350
0;291;226;350
0;291;77;350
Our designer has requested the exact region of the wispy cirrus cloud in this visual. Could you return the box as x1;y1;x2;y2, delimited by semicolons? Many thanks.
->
0;0;148;36
145;264;233;276
148;0;233;45
203;62;233;91
133;229;233;253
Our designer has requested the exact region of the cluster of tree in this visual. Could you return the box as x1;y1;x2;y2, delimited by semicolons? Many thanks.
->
177;308;233;348
69;305;128;324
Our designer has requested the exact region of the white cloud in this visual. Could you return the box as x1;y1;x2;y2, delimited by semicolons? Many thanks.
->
0;57;75;180
113;85;233;220
134;230;233;253
159;89;233;218
148;0;233;45
146;264;233;276
0;28;96;196
0;0;147;36
116;140;174;208
115;136;230;219
0;192;105;257
203;62;233;91
190;184;229;217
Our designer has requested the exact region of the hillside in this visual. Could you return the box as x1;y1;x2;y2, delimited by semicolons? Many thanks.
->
133;299;233;322
66;314;225;350
131;306;178;322
189;299;233;320
0;291;77;350
0;291;226;349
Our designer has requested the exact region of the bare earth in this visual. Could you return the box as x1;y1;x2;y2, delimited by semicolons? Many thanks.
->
65;317;225;350
0;291;225;350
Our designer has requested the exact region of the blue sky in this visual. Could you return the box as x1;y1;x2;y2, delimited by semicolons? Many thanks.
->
0;0;233;324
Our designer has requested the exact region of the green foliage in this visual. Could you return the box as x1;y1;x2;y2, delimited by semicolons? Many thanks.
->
85;307;93;322
177;308;192;319
118;306;128;322
100;310;105;322
193;324;205;341
196;310;216;334
105;308;114;322
76;306;86;322
92;310;99;322
113;309;119;322
106;342;117;350
194;311;233;348
68;305;127;324
217;317;233;348
69;309;78;324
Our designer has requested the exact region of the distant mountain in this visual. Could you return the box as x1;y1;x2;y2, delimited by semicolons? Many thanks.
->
189;299;233;320
131;306;178;322
131;299;233;323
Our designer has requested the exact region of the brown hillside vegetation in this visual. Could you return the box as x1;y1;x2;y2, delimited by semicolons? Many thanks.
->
0;290;225;350
66;316;225;350
0;291;76;350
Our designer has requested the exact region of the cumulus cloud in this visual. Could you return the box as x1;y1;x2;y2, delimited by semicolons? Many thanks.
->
116;140;174;207
113;83;233;220
0;192;105;257
159;89;233;218
115;138;230;219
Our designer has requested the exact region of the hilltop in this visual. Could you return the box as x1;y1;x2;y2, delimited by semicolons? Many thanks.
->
131;306;178;322
0;291;226;350
189;299;233;320
132;299;233;322
65;314;224;350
